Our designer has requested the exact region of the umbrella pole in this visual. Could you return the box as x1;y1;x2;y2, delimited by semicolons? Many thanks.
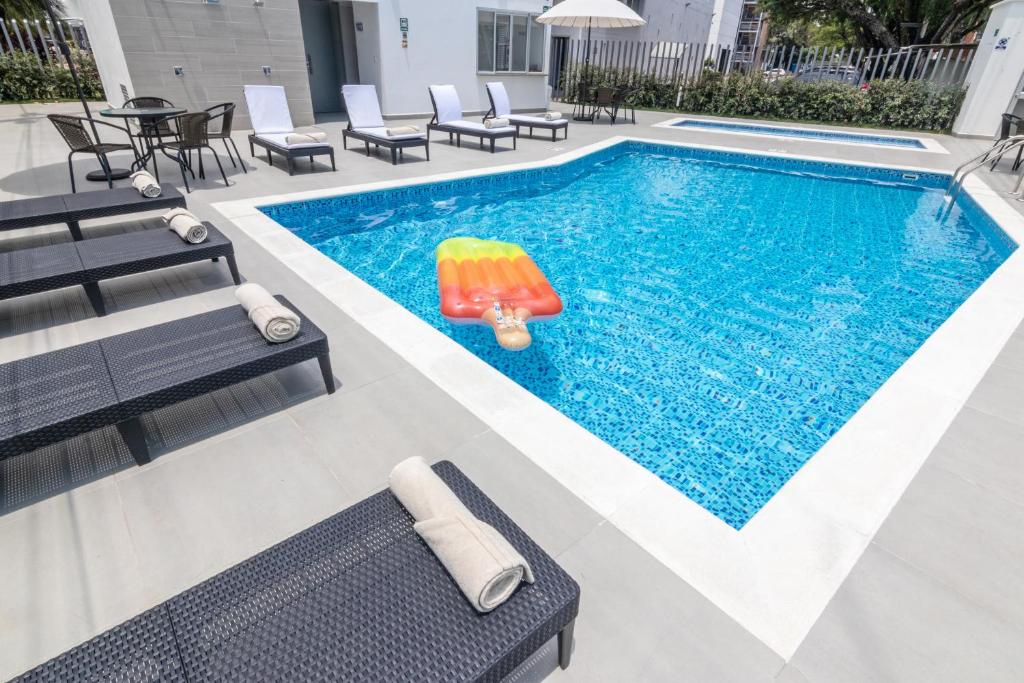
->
574;18;594;121
47;5;130;183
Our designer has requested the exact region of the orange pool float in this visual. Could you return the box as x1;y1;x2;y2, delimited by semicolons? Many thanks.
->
436;237;563;351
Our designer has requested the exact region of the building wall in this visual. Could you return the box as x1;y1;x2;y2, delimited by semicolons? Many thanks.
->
65;0;133;106
707;0;743;48
100;0;314;129
372;0;551;117
954;0;1024;137
550;0;718;46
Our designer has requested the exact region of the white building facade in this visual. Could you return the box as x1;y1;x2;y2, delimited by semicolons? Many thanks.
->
67;0;554;127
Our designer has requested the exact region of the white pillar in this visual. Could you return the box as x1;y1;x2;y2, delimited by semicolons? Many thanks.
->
953;0;1024;138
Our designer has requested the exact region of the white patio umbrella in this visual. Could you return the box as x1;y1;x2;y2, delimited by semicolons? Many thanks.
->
537;0;646;119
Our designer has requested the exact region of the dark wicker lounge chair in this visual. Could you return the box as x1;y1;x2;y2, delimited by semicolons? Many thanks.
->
0;184;186;241
484;82;569;142
341;84;429;164
0;296;332;467
0;222;240;316
12;461;578;682
243;85;336;175
428;84;517;153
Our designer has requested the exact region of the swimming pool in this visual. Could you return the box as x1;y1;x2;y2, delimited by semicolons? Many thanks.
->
261;141;1013;528
670;119;928;149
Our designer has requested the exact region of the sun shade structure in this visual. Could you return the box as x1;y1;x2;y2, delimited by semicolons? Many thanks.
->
535;0;646;29
536;0;645;121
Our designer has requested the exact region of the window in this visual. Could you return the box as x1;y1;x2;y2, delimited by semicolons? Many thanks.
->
477;10;546;73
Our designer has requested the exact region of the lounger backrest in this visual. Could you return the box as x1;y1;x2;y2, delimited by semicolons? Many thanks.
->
243;85;294;135
486;82;512;117
341;85;385;129
429;85;463;125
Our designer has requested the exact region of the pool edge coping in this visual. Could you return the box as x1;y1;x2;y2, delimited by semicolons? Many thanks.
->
652;116;950;154
213;136;1024;660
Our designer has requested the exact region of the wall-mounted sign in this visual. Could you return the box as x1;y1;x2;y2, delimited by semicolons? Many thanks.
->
995;37;1010;51
356;21;363;31
400;17;409;32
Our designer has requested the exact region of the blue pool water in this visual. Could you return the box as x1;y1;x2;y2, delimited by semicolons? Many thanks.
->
262;142;1013;528
672;119;927;149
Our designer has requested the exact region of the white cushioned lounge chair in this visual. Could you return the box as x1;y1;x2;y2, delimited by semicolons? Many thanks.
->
243;85;335;175
427;84;517;153
485;82;568;142
341;84;429;165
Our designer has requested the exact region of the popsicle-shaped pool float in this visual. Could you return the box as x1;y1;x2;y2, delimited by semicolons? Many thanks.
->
436;237;563;351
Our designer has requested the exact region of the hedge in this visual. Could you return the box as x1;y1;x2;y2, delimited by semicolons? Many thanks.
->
0;49;104;102
562;67;966;132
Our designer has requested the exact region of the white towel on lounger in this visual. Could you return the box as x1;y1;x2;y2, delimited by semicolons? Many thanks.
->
544;111;563;121
234;283;301;343
129;170;161;198
162;208;208;244
285;131;328;145
389;456;534;612
484;117;510;129
386;125;420;136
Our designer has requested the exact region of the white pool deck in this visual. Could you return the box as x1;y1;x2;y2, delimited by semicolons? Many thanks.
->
1;103;1022;682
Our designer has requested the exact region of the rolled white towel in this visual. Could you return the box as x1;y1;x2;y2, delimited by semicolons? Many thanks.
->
285;131;328;145
544;111;563;121
386;125;420;136
162;208;208;244
389;456;534;612
234;283;301;343
129;170;161;198
484;117;509;129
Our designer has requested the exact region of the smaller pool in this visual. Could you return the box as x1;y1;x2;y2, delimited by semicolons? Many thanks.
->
671;119;927;149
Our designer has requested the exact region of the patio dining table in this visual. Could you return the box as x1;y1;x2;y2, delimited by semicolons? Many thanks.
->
99;106;186;182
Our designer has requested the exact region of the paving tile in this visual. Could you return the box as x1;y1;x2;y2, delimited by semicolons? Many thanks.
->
114;414;353;599
871;464;1024;625
928;405;1024;506
0;477;146;681
555;522;783;683
788;545;1024;683
443;430;604;558
992;327;1024;372
965;362;1024;425
289;367;490;498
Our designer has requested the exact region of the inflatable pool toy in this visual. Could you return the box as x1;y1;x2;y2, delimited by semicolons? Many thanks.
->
436;237;562;351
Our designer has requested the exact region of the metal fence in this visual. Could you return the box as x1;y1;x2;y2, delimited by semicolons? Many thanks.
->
0;16;91;66
550;38;977;100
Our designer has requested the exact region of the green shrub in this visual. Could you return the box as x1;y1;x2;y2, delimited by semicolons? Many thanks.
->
0;48;103;102
558;65;965;132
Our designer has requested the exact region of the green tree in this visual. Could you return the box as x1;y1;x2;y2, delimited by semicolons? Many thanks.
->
0;0;64;20
759;0;996;48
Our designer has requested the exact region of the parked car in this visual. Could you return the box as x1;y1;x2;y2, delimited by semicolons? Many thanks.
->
794;66;863;85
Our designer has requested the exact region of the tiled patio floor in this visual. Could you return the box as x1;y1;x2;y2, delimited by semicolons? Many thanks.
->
0;102;1021;682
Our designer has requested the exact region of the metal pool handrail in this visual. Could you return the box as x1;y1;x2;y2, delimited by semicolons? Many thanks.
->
945;135;1024;204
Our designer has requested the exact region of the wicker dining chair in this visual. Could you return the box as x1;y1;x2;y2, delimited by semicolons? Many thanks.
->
204;102;246;174
47;114;140;193
162;112;228;192
123;96;179;145
593;87;619;125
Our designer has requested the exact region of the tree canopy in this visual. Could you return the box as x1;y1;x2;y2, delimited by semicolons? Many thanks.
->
0;0;64;20
760;0;997;48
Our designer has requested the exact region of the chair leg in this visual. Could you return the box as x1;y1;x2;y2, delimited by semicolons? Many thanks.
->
249;137;255;157
95;153;113;189
490;138;495;153
365;141;371;156
391;147;397;165
425;141;430;161
206;145;228;187
116;417;152;466
225;253;241;284
230;139;247;173
558;619;575;669
67;152;77;193
318;353;336;394
287;156;295;175
222;138;237;168
198;151;205;180
82;281;106;316
176;151;191;193
330;150;336;171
